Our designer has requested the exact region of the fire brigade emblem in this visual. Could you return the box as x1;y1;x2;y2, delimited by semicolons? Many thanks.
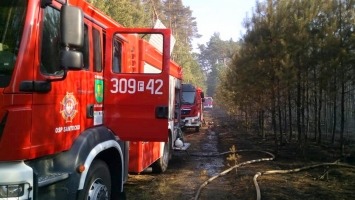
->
60;92;78;122
95;79;104;103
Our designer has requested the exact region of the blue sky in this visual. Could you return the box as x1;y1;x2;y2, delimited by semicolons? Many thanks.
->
182;0;256;49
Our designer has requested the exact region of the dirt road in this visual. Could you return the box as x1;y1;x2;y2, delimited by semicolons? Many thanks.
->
124;108;355;200
123;109;228;199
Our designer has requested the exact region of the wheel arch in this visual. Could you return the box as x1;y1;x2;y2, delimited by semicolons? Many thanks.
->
53;126;125;193
77;140;124;192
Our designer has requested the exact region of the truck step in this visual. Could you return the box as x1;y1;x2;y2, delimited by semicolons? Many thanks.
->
38;173;69;187
174;142;190;151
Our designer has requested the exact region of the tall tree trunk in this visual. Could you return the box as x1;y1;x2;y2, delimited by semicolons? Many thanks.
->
340;80;345;155
297;67;302;144
278;82;283;145
261;110;265;139
245;110;249;132
317;88;323;144
288;89;293;141
258;111;261;136
272;87;278;152
283;98;288;140
338;0;345;156
332;73;337;144
314;72;318;142
305;79;310;142
302;77;306;142
324;95;328;140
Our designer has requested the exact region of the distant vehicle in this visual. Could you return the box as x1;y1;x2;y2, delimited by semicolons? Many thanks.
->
181;84;204;132
204;97;213;109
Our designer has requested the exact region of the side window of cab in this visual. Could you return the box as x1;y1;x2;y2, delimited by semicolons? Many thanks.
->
112;39;122;73
40;6;89;75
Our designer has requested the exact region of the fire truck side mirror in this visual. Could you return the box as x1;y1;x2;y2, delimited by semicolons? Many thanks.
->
60;5;84;49
60;50;83;70
60;5;84;70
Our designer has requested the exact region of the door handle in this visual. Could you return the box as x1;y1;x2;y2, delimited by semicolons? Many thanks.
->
87;104;94;118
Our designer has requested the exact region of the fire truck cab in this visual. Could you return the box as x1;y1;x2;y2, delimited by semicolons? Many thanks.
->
0;0;183;199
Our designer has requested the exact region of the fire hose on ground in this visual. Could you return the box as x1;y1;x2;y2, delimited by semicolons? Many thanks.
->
190;149;355;200
253;160;355;200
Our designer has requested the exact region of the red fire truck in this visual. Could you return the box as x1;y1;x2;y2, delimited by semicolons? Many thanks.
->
0;0;185;199
203;97;214;110
181;84;205;132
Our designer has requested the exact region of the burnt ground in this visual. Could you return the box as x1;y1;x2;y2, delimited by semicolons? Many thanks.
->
123;108;355;200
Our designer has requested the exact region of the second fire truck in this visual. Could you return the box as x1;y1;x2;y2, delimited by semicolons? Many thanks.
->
181;84;205;132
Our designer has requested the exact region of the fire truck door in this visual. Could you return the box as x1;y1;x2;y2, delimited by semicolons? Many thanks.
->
104;28;171;142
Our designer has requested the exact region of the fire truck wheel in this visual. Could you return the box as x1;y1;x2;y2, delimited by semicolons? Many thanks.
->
152;135;171;173
79;160;111;200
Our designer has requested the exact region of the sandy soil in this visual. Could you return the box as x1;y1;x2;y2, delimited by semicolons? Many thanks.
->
123;108;355;200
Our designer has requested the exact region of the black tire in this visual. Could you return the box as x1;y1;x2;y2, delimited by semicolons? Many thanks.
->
152;134;171;173
195;126;200;132
78;160;111;200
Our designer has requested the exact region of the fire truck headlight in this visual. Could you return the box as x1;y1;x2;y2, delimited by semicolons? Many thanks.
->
191;118;199;123
0;184;25;198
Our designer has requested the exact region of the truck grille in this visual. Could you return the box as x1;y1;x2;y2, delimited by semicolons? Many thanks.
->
181;109;191;115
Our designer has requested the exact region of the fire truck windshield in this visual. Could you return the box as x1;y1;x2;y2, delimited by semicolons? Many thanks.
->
182;91;196;105
0;0;26;87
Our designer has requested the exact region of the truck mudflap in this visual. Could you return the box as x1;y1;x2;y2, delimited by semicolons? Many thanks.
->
104;28;172;142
